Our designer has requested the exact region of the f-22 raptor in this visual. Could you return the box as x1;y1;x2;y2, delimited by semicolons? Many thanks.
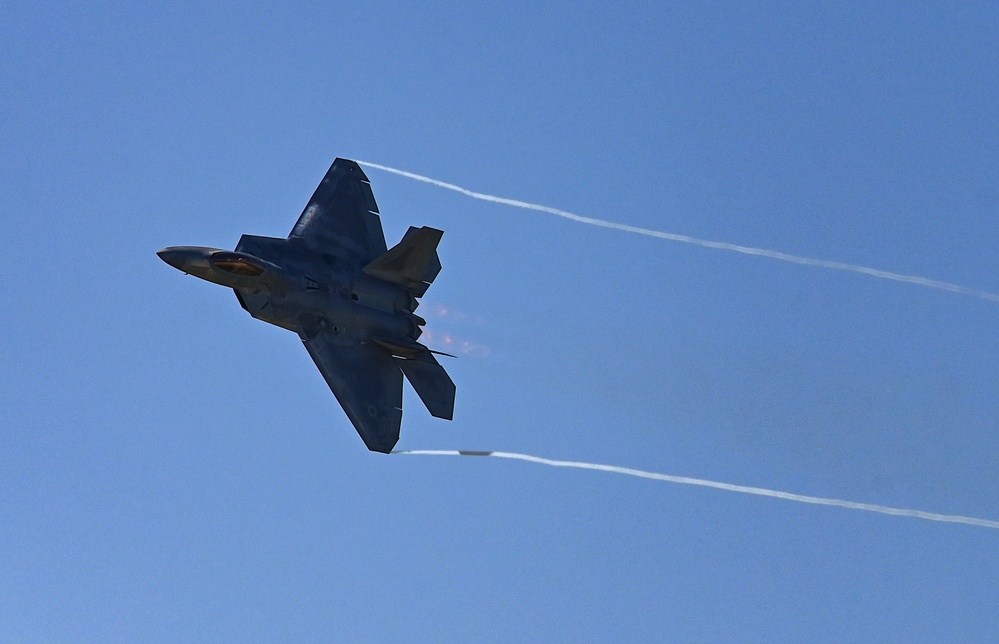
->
158;158;455;453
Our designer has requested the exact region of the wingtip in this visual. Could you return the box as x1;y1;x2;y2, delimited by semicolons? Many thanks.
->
333;157;370;183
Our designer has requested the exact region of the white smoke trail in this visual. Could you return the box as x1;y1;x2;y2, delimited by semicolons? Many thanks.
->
395;449;999;531
357;160;999;303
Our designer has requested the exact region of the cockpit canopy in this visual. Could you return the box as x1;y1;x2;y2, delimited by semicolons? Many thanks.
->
209;251;265;276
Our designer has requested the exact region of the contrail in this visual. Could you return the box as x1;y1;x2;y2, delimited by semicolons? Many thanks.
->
357;160;999;303
395;450;999;531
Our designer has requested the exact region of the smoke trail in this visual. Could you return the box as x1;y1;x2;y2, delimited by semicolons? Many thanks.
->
395;450;999;530
357;160;999;303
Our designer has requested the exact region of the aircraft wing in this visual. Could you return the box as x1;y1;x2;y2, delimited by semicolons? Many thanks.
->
290;158;388;263
302;328;403;453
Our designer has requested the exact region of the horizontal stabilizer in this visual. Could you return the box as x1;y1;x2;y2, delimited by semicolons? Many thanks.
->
397;352;455;420
362;226;443;297
370;336;425;359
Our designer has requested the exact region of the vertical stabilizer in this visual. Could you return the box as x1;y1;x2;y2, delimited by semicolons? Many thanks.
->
362;226;443;297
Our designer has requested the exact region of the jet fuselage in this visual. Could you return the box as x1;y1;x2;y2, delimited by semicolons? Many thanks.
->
157;244;420;341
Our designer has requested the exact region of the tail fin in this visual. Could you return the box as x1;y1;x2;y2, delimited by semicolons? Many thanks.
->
397;350;455;420
362;226;443;297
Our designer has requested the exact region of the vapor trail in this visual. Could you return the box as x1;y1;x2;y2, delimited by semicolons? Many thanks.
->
358;160;999;303
395;450;999;531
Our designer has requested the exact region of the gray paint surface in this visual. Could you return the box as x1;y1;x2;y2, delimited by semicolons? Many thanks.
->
158;158;454;453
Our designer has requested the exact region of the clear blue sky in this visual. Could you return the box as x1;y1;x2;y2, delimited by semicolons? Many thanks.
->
3;2;998;641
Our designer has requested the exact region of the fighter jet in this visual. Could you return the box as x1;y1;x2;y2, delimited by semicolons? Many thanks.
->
158;158;455;453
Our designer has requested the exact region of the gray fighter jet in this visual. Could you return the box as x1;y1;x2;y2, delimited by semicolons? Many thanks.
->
158;158;455;453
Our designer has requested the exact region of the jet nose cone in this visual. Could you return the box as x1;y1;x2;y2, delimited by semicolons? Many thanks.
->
157;246;213;273
157;247;189;271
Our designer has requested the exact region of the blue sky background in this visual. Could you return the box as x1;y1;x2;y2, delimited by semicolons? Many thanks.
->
3;2;998;641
